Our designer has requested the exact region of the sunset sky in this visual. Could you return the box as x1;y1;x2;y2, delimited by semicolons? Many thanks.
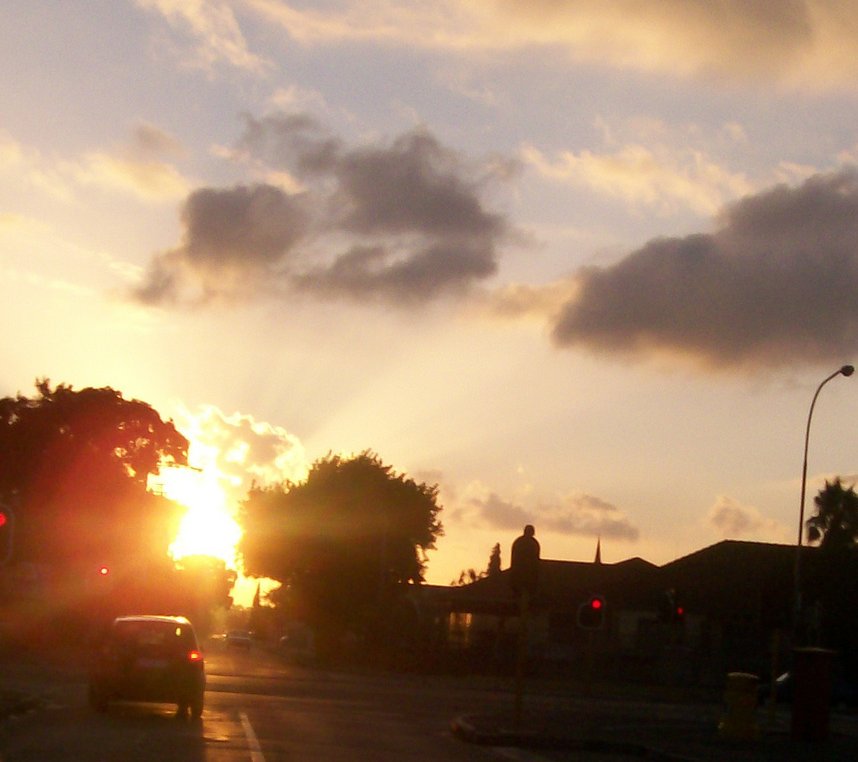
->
4;1;858;590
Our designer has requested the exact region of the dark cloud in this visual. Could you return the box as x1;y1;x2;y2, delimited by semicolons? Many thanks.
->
471;491;639;541
293;240;496;304
132;113;510;307
552;168;858;368
132;184;309;305
243;113;507;302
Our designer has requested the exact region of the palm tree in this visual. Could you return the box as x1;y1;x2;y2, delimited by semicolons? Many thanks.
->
806;477;858;551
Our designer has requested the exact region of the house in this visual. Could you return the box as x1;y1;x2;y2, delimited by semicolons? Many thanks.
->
409;551;665;677
415;539;856;684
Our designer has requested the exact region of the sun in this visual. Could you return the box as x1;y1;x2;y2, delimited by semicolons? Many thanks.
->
152;463;242;569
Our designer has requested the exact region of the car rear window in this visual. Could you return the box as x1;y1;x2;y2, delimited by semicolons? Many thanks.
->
111;621;197;656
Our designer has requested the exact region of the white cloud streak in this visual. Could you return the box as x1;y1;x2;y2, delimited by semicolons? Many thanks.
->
521;141;752;217
137;0;269;73
242;0;858;92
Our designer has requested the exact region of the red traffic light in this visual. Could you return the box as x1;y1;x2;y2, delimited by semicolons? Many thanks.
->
0;512;6;528
577;594;606;629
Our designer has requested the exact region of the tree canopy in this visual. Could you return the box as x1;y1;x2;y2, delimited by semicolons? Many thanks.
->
806;477;858;552
239;451;442;638
0;379;188;569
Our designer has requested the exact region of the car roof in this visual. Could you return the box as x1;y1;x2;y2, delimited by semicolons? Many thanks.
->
113;615;193;627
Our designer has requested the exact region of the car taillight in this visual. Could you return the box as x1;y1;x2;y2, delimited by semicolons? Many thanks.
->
188;650;203;662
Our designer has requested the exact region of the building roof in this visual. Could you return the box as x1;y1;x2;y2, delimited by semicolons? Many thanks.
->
431;540;834;618
431;555;661;614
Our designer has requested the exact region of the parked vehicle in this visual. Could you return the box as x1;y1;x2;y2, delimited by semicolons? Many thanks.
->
225;629;252;650
88;615;205;719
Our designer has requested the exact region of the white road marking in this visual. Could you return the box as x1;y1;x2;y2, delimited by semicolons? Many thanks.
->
239;711;266;762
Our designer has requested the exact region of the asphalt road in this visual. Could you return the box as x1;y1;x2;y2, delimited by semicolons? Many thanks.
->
0;643;527;762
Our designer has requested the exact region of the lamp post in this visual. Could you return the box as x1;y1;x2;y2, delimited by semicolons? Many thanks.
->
793;364;854;641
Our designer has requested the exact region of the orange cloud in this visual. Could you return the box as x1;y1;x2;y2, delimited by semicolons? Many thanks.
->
243;0;858;91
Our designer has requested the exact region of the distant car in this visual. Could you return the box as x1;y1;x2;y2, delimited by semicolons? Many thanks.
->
88;615;205;719
225;629;252;650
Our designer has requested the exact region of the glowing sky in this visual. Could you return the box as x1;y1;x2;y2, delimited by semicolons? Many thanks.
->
4;1;858;587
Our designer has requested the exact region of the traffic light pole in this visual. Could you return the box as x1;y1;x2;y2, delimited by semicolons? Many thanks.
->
0;504;14;566
514;589;530;729
584;628;595;696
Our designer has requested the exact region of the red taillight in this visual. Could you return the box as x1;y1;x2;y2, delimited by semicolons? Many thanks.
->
188;650;203;662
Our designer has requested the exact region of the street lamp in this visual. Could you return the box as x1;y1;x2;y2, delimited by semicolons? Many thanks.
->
793;364;854;639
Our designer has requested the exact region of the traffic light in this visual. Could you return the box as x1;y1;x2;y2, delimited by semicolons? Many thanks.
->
659;588;683;622
0;505;14;565
577;594;606;629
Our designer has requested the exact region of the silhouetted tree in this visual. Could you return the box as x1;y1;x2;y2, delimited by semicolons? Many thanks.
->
487;542;502;576
806;477;858;551
451;543;502;585
239;451;442;651
804;478;858;662
452;568;480;586
0;379;188;570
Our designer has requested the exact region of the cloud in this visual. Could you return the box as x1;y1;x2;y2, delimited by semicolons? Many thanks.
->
132;113;510;306
469;490;639;541
129;122;185;158
72;124;190;201
0;125;190;204
550;167;858;369
0;131;73;202
72;154;190;202
482;280;579;323
137;0;269;73
521;140;751;217
708;495;787;541
132;183;310;305
242;0;858;92
175;403;309;502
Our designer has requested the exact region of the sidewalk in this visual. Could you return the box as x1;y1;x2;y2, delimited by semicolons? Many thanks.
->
451;697;858;761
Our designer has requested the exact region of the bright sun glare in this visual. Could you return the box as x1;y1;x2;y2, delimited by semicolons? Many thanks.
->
152;463;242;569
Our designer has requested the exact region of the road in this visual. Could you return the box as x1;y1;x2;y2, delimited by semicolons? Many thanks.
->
0;642;530;761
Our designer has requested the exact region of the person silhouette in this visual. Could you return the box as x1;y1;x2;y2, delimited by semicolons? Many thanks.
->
510;524;540;596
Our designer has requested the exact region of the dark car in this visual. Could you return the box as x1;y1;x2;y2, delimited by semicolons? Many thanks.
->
225;629;252;650
88;615;205;719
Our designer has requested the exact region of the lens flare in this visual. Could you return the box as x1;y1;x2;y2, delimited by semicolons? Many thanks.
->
151;463;242;568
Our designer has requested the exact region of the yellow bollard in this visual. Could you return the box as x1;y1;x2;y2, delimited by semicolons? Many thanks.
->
718;672;760;741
